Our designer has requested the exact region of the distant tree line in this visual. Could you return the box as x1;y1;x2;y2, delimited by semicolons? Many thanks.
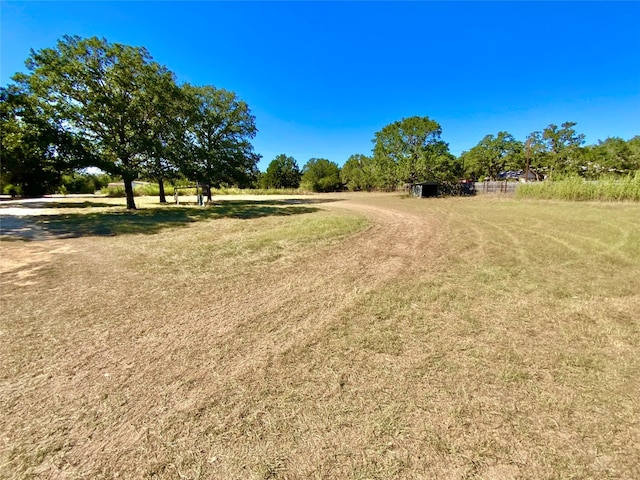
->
262;118;639;192
2;37;638;201
459;123;640;183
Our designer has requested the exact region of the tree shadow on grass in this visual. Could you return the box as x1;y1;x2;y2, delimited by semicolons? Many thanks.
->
0;201;321;240
0;201;121;210
245;198;344;206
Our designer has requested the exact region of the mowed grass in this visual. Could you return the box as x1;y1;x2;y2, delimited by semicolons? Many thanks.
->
1;193;639;479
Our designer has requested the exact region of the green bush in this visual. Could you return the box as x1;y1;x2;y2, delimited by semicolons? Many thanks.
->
2;184;21;197
101;183;162;197
101;186;124;197
211;187;307;196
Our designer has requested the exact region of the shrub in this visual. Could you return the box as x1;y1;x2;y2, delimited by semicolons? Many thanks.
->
210;187;306;196
2;184;21;197
101;183;162;197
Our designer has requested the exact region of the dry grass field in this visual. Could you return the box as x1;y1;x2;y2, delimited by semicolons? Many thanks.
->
1;193;639;479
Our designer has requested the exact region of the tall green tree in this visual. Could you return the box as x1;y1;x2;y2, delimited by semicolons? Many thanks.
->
627;136;640;171
15;35;178;208
340;154;375;191
300;158;342;192
582;137;640;178
180;84;260;200
523;131;549;180
0;85;82;196
372;116;456;188
462;131;523;180
143;83;189;203
541;122;586;178
261;154;301;189
371;152;399;191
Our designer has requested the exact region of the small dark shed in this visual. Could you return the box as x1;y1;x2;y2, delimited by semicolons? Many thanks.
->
411;182;439;198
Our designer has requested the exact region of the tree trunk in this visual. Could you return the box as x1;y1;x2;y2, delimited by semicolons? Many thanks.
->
158;177;166;203
123;174;137;210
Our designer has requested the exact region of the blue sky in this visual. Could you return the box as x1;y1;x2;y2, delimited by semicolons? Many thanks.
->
2;1;639;171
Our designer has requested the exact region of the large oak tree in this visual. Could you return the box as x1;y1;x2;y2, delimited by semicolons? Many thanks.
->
372;116;457;188
179;84;260;201
1;85;73;196
461;131;523;180
301;158;342;192
16;35;179;209
526;122;586;179
340;154;375;191
261;154;301;189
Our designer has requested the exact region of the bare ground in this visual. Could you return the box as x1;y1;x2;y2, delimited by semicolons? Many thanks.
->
1;193;639;479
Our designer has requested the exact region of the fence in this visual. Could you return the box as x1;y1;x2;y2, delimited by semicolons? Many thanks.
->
475;181;519;194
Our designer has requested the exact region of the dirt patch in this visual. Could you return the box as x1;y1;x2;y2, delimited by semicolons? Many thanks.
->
0;242;75;286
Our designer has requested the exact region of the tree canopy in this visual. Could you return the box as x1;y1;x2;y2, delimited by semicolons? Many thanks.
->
581;137;640;177
2;35;260;207
179;84;259;200
261;154;301;189
461;132;523;180
372;116;459;189
13;35;182;208
340;154;375;191
536;122;586;178
301;158;342;192
0;85;77;196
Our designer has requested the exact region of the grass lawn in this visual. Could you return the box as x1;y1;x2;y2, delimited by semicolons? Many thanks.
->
1;193;639;479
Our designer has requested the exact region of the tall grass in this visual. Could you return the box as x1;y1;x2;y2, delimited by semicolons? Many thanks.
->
516;172;640;201
101;184;163;197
